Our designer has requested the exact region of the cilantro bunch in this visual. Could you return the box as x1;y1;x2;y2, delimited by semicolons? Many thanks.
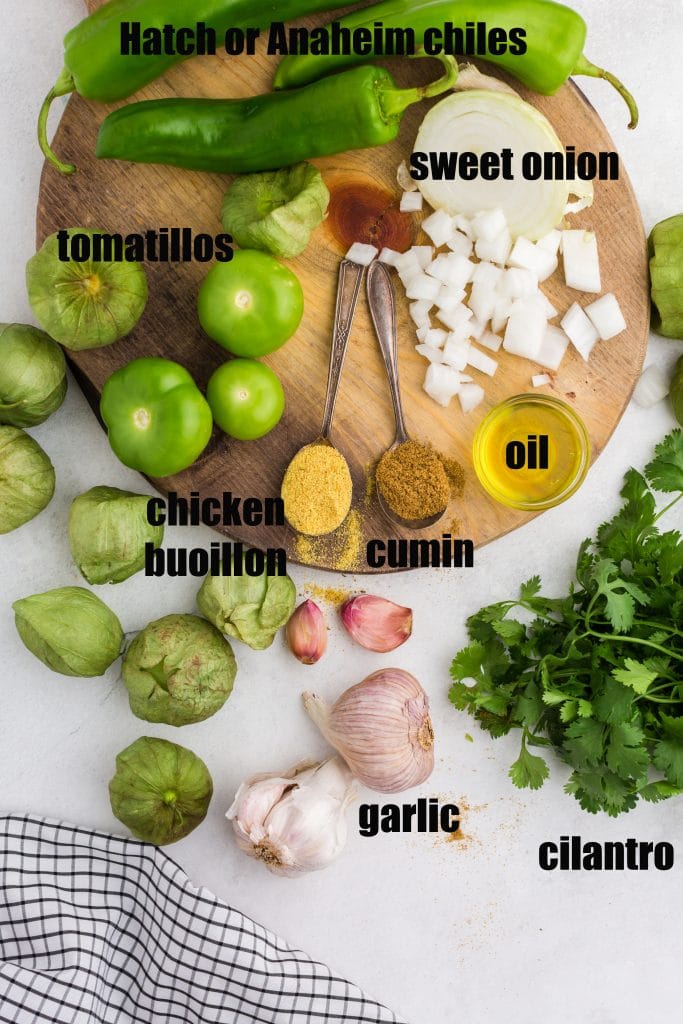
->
450;431;683;816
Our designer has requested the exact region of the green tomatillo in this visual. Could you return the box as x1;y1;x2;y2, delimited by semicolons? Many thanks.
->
197;250;303;357
100;357;213;477
207;359;285;441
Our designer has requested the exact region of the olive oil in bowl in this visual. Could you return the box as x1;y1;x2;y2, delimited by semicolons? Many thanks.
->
473;394;591;511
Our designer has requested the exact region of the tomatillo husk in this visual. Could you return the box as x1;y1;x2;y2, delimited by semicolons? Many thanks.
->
0;426;55;533
221;163;329;259
670;355;683;425
197;555;296;650
13;586;123;676
109;736;213;845
0;323;67;427
122;613;236;726
649;215;683;339
69;485;164;584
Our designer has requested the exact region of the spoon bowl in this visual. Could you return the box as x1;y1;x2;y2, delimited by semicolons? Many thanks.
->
282;258;365;534
366;261;448;531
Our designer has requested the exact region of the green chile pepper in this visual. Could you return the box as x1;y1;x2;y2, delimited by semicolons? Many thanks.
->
100;357;213;477
39;0;349;174
96;54;457;173
274;0;638;129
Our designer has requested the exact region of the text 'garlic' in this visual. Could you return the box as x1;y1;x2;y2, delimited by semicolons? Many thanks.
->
227;757;355;876
303;669;434;794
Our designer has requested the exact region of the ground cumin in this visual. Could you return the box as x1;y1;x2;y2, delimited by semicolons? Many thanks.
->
282;442;352;536
375;440;451;521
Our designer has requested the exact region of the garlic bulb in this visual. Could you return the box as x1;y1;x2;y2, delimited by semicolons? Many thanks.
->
340;595;412;652
303;669;434;793
286;599;327;664
226;757;354;876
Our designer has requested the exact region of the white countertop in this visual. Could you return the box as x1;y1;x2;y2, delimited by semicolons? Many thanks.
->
1;2;682;1021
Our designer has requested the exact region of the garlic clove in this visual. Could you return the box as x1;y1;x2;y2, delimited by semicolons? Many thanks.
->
286;599;327;664
340;595;412;652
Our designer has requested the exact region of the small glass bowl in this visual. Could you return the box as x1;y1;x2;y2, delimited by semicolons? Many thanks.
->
472;394;591;511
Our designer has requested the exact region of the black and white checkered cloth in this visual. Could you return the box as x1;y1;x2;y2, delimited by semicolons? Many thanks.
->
0;815;407;1024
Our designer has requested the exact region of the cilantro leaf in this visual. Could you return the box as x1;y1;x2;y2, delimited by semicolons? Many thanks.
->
606;722;650;782
508;734;549;790
645;429;683;494
652;713;683;786
519;576;541;601
611;658;658;695
592;677;635;724
563;719;605;767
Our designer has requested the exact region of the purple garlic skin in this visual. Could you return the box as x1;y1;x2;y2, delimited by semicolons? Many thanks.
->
286;599;327;664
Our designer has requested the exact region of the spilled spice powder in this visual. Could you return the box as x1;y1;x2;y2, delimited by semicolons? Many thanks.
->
376;440;450;521
295;508;363;571
305;583;352;605
441;457;466;499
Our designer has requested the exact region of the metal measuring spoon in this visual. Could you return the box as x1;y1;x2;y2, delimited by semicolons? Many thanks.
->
366;260;447;530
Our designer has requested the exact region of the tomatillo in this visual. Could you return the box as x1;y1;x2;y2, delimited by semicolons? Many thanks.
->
100;357;213;477
207;359;285;440
197;250;303;356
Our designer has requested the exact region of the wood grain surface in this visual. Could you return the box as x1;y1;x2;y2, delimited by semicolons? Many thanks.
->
37;0;649;573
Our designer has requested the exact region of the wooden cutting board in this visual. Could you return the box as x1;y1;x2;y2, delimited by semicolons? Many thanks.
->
37;0;649;573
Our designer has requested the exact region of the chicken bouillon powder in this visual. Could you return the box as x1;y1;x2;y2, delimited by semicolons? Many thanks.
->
282;442;353;536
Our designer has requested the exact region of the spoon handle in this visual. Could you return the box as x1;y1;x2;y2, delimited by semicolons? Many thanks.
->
366;261;409;445
320;258;365;439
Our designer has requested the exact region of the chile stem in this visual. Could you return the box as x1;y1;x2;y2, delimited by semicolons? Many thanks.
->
38;69;76;175
573;54;639;129
378;52;458;121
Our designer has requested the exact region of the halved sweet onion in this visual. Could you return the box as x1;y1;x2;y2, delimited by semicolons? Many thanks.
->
413;91;587;241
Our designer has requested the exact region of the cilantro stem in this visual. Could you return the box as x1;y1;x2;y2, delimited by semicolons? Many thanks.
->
653;492;682;522
579;627;683;662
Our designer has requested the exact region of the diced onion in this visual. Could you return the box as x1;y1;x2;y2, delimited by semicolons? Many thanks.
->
445;232;473;257
378;247;402;266
413;91;573;240
633;365;669;408
410;245;434;269
405;273;442;301
503;301;546;359
467;345;498;376
532;373;551;387
585;293;626;340
422;209;455;247
423;363;463;406
458;383;486;413
442;335;470;370
416;343;444;364
345;242;377;266
409;300;432;327
479;329;503;352
400;191;424;213
561;302;599;361
562;230;601;293
535;326;570;371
